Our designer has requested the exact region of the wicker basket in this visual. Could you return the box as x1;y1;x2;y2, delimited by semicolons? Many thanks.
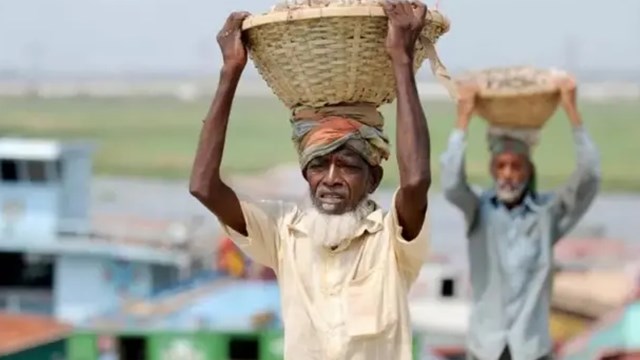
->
459;66;561;129
242;4;451;109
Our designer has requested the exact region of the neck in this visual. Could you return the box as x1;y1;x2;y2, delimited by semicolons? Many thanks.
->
500;191;529;209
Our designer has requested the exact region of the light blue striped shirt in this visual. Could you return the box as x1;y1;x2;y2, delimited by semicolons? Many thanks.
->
440;127;601;360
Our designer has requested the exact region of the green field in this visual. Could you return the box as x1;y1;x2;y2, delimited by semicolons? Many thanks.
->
1;96;638;191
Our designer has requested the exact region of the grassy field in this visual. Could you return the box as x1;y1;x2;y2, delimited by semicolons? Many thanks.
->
1;96;638;192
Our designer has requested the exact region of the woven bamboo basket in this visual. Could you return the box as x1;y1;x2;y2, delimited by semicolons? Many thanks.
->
459;66;561;129
242;2;451;109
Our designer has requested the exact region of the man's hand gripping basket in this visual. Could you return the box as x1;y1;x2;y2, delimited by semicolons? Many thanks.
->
242;1;453;109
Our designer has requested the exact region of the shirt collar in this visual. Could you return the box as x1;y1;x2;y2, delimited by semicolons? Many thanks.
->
489;190;540;213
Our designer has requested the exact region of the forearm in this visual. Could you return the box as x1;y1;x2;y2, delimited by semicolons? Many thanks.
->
566;107;600;174
440;129;469;191
455;108;472;131
391;59;430;240
440;129;479;216
189;65;243;206
394;61;431;190
552;125;601;239
562;128;600;216
442;83;474;192
564;103;583;127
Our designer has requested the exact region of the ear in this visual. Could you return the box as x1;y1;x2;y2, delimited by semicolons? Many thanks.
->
302;168;314;194
368;165;383;193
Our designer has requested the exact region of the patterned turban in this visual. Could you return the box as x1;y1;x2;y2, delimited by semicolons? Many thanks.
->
290;104;390;169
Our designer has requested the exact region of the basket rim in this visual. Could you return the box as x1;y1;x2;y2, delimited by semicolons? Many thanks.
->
241;6;450;32
477;85;559;98
457;66;561;99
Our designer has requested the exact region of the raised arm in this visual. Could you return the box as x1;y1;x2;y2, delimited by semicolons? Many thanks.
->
551;75;601;241
384;0;431;241
440;83;480;228
190;13;281;269
189;12;251;235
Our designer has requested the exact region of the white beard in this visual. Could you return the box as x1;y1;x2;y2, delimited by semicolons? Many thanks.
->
495;180;527;203
304;198;375;251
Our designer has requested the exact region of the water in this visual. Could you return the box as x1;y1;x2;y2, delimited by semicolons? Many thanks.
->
92;175;640;266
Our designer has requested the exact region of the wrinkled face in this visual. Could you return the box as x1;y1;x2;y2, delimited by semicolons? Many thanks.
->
304;147;382;215
491;151;532;205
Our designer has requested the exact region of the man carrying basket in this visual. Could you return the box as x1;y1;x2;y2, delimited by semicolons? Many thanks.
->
440;76;601;360
190;1;433;359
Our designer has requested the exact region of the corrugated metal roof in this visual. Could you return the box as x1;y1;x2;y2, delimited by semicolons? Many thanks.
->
158;281;281;331
0;313;71;355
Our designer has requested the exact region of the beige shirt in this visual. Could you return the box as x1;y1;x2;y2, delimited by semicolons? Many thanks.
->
220;190;429;360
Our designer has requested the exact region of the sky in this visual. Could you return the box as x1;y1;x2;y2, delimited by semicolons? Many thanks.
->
1;0;639;76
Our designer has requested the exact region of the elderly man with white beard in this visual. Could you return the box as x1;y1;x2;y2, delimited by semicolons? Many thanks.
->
189;2;432;360
440;77;601;360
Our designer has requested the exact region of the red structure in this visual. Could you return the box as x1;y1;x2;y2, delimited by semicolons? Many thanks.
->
217;237;276;280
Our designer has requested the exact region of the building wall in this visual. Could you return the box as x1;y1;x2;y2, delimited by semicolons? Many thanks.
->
54;256;118;323
58;148;92;223
0;184;59;245
103;259;152;298
410;263;470;301
150;264;179;294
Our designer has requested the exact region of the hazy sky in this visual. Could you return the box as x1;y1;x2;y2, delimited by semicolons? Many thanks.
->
1;0;639;75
